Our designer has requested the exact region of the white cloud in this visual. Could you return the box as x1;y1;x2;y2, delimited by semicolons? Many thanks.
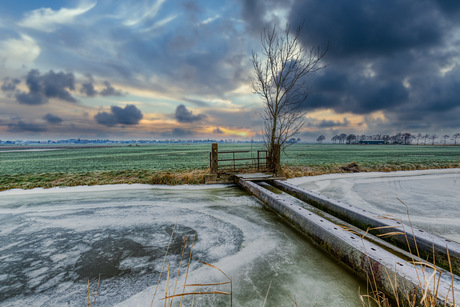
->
0;34;40;69
123;0;166;27
201;15;221;25
18;2;96;32
141;15;178;33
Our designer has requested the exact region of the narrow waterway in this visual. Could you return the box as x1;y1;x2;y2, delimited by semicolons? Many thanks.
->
0;184;364;306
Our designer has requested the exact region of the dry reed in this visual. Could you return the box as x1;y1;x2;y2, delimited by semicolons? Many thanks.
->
147;227;232;307
355;200;457;307
87;273;101;307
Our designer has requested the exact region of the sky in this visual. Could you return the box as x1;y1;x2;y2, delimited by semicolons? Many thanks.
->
1;0;460;141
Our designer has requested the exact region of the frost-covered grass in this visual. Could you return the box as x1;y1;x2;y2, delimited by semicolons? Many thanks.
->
1;143;459;190
0;144;212;175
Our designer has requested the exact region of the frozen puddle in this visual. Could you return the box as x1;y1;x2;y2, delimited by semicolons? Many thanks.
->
290;168;460;243
0;184;363;306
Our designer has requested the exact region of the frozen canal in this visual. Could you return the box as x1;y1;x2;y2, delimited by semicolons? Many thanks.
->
0;184;364;306
290;168;460;243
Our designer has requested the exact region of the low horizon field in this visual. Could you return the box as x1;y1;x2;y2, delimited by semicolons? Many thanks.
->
1;143;459;190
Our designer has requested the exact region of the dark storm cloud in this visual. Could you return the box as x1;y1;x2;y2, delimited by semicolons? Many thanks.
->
42;113;63;124
240;0;292;34
317;118;350;129
317;119;341;128
305;69;409;114
235;0;460;133
94;104;143;127
94;112;117;127
80;78;97;97
7;121;47;132
181;97;210;107
175;104;206;123
15;69;77;105
111;105;142;124
434;0;460;15
240;0;460;133
162;128;195;138
100;81;123;96
80;77;123;97
15;91;47;105
213;127;224;134
289;0;444;59
1;78;20;92
383;65;460;129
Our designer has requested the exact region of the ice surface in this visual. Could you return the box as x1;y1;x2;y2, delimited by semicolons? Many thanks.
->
0;184;364;306
0;182;232;197
0;149;61;153
290;168;460;243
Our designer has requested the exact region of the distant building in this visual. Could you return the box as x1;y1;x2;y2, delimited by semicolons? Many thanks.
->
359;140;385;145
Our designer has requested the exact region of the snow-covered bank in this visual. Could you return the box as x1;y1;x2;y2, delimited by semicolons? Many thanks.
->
0;182;233;196
288;168;460;185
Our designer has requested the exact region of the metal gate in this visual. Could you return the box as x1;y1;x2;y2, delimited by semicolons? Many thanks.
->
209;149;268;172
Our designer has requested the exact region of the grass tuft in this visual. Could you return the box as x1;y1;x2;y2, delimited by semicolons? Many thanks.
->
0;169;209;191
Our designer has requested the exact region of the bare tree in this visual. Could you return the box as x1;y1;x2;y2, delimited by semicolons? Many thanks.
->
338;133;347;144
402;132;412;145
423;133;430;145
316;135;326;143
442;134;449;145
453;133;460;145
346;134;356;144
430;134;437;145
416;133;422;145
331;135;338;143
251;23;327;172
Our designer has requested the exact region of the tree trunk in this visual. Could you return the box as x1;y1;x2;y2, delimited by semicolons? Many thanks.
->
268;116;277;172
268;143;284;176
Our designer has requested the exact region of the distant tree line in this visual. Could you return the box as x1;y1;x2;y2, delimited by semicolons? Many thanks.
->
316;132;460;145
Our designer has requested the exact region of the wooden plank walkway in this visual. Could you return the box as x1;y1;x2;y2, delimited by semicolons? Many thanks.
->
232;172;283;181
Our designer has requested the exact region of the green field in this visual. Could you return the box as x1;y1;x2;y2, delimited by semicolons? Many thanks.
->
1;143;460;175
0;144;212;175
284;144;460;167
1;143;459;189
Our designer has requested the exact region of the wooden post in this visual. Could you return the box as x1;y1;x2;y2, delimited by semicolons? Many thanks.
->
257;151;260;170
210;143;218;174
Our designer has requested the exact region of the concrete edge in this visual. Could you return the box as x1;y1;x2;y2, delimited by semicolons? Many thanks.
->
272;179;460;276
